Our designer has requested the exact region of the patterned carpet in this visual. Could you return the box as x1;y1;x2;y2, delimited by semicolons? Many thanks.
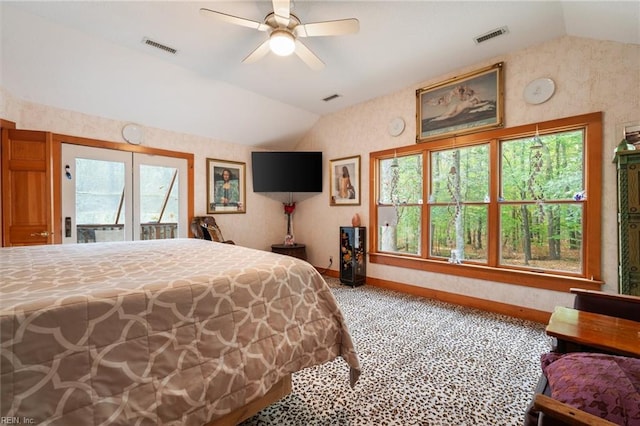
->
241;277;551;426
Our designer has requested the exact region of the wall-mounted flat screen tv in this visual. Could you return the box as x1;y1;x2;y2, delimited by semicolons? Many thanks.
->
251;151;322;193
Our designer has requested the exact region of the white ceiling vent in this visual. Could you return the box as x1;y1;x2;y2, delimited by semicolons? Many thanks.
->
142;37;178;55
474;26;509;44
323;94;341;102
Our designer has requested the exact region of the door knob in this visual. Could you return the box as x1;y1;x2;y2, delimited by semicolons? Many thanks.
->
30;231;50;237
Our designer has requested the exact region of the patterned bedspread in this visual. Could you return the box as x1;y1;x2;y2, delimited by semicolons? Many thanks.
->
0;239;360;425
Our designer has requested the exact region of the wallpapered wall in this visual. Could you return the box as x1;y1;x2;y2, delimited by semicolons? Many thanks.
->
2;35;639;313
295;35;639;312
0;87;291;251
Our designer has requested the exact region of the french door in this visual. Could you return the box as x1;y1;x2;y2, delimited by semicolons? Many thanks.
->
61;144;187;243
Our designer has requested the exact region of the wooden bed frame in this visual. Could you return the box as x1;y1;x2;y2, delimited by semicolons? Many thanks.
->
206;374;292;426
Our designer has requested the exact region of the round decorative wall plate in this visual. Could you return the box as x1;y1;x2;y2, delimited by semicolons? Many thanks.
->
122;123;143;145
388;117;405;137
523;78;556;105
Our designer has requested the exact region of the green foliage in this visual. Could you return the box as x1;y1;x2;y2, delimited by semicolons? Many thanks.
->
379;154;423;254
429;205;487;259
379;154;423;204
500;204;583;272
378;129;585;272
501;130;583;201
431;145;489;203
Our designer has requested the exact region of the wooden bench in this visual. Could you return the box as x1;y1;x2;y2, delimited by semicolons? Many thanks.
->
524;289;640;426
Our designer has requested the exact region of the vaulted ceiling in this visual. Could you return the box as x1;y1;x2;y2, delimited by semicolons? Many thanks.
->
2;1;638;149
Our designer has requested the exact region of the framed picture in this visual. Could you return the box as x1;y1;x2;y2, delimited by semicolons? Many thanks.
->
416;62;504;143
330;155;360;206
206;158;246;214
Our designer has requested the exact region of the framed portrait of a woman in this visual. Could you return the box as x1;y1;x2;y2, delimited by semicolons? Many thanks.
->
330;155;360;206
206;158;246;214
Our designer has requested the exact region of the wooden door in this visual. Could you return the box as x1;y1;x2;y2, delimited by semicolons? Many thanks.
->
1;129;54;246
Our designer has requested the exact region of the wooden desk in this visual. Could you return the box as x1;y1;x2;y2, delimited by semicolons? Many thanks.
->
546;306;640;357
271;244;307;261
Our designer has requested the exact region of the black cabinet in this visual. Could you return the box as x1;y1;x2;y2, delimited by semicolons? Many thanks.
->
340;226;366;286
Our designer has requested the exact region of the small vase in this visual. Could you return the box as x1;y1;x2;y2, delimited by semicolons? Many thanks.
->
351;213;361;227
284;213;295;246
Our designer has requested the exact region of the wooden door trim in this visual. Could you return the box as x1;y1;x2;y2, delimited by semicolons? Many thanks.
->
0;119;17;129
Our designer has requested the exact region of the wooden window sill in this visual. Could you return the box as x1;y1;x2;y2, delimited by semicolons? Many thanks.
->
369;252;603;293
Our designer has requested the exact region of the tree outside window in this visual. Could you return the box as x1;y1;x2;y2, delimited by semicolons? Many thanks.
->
377;153;423;255
429;145;489;263
500;130;584;273
370;112;602;290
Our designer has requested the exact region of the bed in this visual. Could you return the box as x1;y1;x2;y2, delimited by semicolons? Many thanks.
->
0;239;360;425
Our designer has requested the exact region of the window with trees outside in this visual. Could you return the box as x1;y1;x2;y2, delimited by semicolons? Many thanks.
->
370;113;602;292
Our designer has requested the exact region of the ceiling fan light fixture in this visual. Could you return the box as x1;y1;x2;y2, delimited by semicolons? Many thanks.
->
269;30;295;56
200;3;358;69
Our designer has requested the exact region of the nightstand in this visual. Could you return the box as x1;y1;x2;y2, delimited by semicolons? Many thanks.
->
271;243;307;261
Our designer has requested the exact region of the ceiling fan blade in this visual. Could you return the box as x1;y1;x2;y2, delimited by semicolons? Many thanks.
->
272;0;290;27
200;8;270;31
294;40;324;71
242;39;271;64
294;18;359;37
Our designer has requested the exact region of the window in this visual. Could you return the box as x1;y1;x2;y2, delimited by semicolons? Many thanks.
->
377;153;423;255
499;130;584;274
429;144;489;263
75;157;126;226
370;113;602;291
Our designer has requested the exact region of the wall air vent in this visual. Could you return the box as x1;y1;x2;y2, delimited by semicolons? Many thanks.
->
474;26;509;44
323;94;341;102
142;37;178;55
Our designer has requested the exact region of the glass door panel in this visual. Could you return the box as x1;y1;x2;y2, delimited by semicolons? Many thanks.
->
62;146;187;243
134;153;187;240
61;144;132;243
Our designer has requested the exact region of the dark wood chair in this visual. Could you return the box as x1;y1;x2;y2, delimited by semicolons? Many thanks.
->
190;216;235;244
570;288;639;322
524;289;640;426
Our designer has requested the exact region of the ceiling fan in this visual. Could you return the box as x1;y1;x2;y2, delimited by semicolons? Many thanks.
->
200;0;359;70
